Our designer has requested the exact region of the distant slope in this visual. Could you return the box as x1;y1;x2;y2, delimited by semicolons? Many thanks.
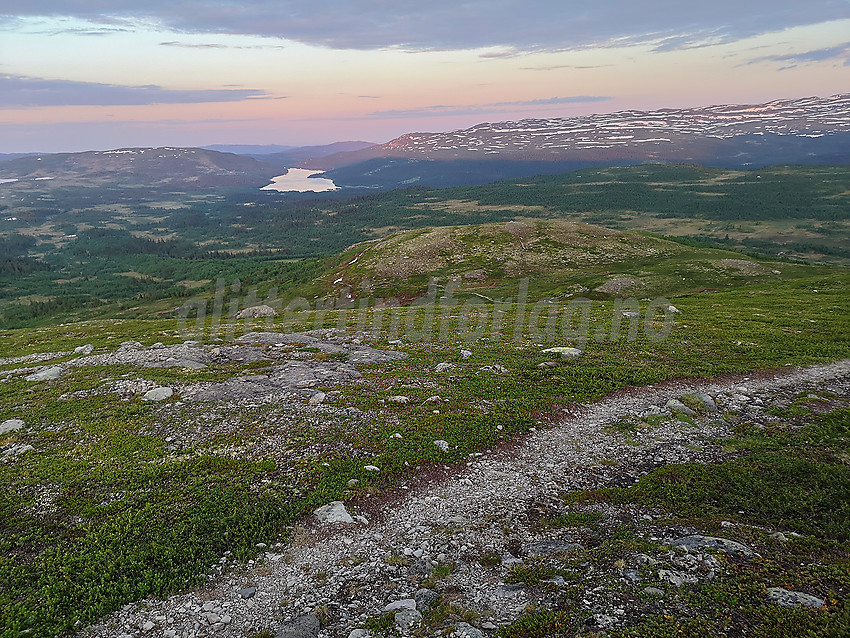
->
312;94;850;188
0;147;281;190
315;219;814;304
246;141;378;168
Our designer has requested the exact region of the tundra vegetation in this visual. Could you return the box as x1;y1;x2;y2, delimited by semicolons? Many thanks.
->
0;163;848;636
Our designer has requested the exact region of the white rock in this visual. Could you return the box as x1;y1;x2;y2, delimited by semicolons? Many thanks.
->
74;344;94;355
387;395;410;404
308;392;326;406
25;366;63;381
460;350;472;359
383;599;416;613
143;387;174;402
235;305;276;319
541;347;583;360
364;465;381;472
0;419;25;435
314;501;354;524
767;587;824;608
433;440;450;452
434;362;455;373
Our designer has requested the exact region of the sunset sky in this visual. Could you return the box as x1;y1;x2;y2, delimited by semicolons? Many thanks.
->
2;1;849;152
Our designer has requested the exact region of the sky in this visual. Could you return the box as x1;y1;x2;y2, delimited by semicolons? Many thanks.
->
1;1;850;152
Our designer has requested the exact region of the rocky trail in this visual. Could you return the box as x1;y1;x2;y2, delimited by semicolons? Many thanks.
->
74;358;850;638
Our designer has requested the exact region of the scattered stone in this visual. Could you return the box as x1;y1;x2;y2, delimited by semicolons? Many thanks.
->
766;587;824;609
25;366;63;381
665;398;696;416
670;535;757;558
74;344;94;355
434;362;455;373
0;419;24;435
143;387;174;402
394;608;422;631
308;392;326;406
433;440;450;452
314;501;354;524
387;395;410;404
521;540;585;557
275;613;320;638
235;305;277;319
239;586;256;599
452;622;484;638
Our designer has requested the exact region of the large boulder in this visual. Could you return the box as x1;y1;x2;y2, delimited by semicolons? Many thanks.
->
314;501;354;524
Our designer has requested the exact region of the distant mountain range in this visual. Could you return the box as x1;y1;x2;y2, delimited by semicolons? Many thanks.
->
1;95;848;191
0;147;281;190
314;93;850;188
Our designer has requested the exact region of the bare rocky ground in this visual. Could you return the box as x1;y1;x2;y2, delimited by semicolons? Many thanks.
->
69;357;850;638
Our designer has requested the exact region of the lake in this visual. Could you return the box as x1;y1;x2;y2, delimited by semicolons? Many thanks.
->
261;168;339;192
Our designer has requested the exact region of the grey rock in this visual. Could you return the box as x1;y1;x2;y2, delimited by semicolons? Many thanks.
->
25;366;63;381
387;395;410;404
643;587;665;597
347;631;372;638
239;587;256;599
308;392;326;406
364;465;380;472
658;569;698;587
521;540;584;557
541;346;583;360
314;501;354;524
766;587;824;609
690;393;719;413
74;344;94;355
670;535;757;558
0;419;25;435
433;439;450;452
667;305;682;314
394;608;422;631
2;444;34;457
665;398;696;416
452;622;484;638
383;599;416;613
414;588;440;610
478;364;509;374
434;362;455;373
235;305;277;319
143;387;174;402
275;613;320;638
460;350;473;359
536;361;558;369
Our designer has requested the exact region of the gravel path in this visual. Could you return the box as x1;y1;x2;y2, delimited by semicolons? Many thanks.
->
81;359;850;638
